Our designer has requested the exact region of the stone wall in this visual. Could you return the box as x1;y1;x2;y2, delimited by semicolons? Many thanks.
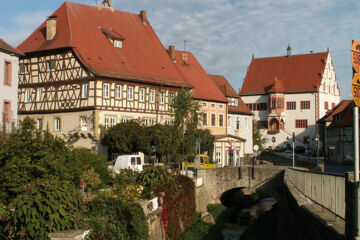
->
194;166;285;212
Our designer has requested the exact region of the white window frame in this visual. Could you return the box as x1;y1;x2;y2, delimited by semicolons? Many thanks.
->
82;84;88;99
25;89;31;103
219;104;224;109
104;116;110;128
139;88;145;102
115;85;122;99
111;116;116;127
128;86;134;100
37;119;43;130
37;88;43;102
81;117;87;131
211;103;216;109
114;40;123;48
169;92;175;105
216;148;221;163
150;89;156;103
54;117;61;131
103;83;110;98
160;91;165;104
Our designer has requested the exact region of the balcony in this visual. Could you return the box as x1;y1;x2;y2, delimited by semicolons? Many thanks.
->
267;129;280;135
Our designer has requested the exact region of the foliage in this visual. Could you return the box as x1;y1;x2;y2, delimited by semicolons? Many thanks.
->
101;121;146;154
144;124;174;159
170;88;200;162
85;195;148;240
0;118;110;202
175;175;196;228
5;180;85;240
80;168;101;198
252;120;268;151
194;129;215;159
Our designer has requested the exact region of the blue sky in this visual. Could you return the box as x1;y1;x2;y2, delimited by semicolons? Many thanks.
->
1;0;359;99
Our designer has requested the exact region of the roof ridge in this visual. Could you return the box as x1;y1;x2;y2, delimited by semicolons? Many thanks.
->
252;51;328;60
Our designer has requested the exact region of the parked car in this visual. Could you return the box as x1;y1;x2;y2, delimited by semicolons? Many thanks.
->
344;152;354;165
109;154;144;173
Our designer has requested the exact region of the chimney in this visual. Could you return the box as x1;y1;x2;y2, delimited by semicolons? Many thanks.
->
46;16;57;41
140;10;147;23
286;44;291;58
168;45;175;62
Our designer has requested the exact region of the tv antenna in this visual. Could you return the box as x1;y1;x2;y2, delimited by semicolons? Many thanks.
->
183;40;191;51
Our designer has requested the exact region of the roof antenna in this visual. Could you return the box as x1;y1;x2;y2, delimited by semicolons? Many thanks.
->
183;40;190;51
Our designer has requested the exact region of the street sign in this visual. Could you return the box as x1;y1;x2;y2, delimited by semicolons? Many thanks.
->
352;40;360;72
353;74;360;106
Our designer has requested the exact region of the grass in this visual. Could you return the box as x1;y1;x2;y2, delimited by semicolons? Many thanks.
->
181;204;237;240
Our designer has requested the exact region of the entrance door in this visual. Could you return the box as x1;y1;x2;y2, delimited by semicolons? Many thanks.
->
228;151;234;166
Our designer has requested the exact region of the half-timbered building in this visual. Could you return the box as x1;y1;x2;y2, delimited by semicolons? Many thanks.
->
0;38;23;133
17;2;191;152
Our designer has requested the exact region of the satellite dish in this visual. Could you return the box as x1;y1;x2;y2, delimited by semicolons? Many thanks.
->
98;0;114;12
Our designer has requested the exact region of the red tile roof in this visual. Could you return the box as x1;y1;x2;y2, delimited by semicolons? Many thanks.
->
0;38;23;56
209;75;252;115
17;2;190;88
318;100;352;123
240;52;329;95
172;51;227;103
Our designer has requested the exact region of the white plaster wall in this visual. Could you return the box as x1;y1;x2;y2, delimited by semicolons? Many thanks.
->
228;113;253;154
240;95;269;120
0;51;19;131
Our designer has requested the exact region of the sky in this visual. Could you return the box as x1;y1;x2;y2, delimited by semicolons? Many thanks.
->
0;0;359;99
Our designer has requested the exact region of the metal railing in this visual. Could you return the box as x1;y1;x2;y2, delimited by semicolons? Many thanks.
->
288;168;345;220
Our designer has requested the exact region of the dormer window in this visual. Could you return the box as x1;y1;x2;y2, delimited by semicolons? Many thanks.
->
100;27;125;49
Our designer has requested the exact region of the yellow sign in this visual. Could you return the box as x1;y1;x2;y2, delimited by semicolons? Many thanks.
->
352;40;360;72
352;74;360;106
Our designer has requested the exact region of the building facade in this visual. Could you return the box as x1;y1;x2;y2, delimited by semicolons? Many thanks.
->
0;38;22;133
210;74;253;155
239;48;341;150
16;2;191;154
317;100;354;164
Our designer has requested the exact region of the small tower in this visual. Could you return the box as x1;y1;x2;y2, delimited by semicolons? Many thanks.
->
286;44;291;58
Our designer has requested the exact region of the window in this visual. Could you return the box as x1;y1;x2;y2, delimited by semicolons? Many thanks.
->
160;91;165;104
323;83;326;92
111;116;116;127
37;88;43;102
286;101;296;110
25;89;31;103
82;84;88;99
150;89;156;103
219;104;223;109
114;40;123;48
228;116;231;126
169;92;175;105
37;119;42;130
219;114;224;127
345;127;352;136
300;101;310;109
81;117;87;131
19;63;25;73
332;103;335;109
202;113;207;126
202;102;207;108
103;83;110;98
115;85;122;99
216;148;221;163
47;59;56;71
104;116;110;128
324;101;328;110
4;60;11;85
236;118;240;130
128;86;134;100
3;101;11;123
295;119;308;128
165;119;174;125
276;99;282;108
211;103;216;109
105;116;116;128
55;117;61;131
139;88;145;102
211;113;216;126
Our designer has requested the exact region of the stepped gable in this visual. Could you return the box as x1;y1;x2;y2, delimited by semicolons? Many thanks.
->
17;2;190;88
209;74;252;115
240;52;329;95
172;50;227;103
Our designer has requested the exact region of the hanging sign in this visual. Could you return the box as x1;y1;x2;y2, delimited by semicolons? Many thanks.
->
352;40;360;72
352;74;360;107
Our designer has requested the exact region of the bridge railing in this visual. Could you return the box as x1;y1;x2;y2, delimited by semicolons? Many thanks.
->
288;168;345;220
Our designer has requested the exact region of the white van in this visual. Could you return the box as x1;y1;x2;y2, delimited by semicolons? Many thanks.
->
109;154;144;173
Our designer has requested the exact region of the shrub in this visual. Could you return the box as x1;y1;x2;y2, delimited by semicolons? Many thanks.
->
175;175;196;228
5;180;85;239
85;195;148;240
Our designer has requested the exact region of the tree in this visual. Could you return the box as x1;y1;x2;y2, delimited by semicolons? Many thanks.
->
144;124;174;161
194;129;215;158
252;120;268;151
170;88;200;163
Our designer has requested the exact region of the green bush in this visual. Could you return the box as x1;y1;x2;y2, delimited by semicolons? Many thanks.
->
85;195;148;240
5;180;85;240
175;175;196;228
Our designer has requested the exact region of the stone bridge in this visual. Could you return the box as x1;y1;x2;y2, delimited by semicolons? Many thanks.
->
194;165;286;212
